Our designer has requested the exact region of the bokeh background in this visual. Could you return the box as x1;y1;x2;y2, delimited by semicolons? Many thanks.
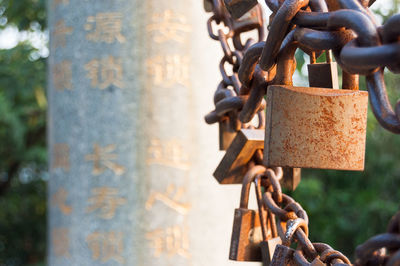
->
0;0;399;265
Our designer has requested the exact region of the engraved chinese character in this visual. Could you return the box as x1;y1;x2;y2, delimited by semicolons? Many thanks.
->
86;232;124;264
52;20;73;49
51;188;72;215
85;13;126;43
147;10;192;43
85;56;124;89
85;144;125;176
52;227;70;257
147;55;189;87
146;184;190;215
52;143;70;171
86;187;126;219
147;139;190;170
147;225;190;259
53;61;72;91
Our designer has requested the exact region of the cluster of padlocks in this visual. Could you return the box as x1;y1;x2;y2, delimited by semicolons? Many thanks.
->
204;0;400;264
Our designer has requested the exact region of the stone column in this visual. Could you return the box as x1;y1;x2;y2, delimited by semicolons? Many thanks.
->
48;0;249;265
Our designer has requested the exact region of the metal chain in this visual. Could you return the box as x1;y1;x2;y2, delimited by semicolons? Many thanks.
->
205;0;400;134
203;0;400;265
204;0;267;131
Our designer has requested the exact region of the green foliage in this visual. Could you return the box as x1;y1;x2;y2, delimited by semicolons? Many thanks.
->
0;0;47;265
0;178;46;266
0;0;46;30
0;42;47;265
0;44;47;169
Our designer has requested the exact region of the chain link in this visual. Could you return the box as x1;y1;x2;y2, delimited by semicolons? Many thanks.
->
203;0;400;265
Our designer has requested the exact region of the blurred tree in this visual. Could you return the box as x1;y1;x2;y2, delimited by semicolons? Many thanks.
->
0;0;47;265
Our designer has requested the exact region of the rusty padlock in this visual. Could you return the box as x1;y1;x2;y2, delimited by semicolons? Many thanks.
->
281;167;301;191
307;50;339;89
223;0;258;19
270;244;296;266
225;1;263;35
254;176;282;266
214;84;239;150
264;85;368;170
264;47;369;170
229;165;265;261
219;118;237;150
214;129;264;184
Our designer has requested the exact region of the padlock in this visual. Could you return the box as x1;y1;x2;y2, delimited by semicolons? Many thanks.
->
229;166;265;261
281;167;301;191
307;50;339;89
214;129;264;184
223;0;258;19
254;177;282;265
260;238;282;266
264;85;369;170
219;119;237;150
226;2;263;35
213;83;238;150
270;244;296;266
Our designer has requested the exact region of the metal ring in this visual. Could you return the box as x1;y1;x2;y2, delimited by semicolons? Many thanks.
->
284;218;309;246
266;168;283;203
320;249;351;265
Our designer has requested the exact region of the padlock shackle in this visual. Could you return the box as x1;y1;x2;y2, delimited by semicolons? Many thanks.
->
240;165;266;209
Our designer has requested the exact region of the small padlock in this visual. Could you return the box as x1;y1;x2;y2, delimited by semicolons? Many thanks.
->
270;244;296;266
214;129;264;184
223;0;258;19
213;84;238;150
229;166;265;261
307;51;339;89
225;2;263;35
281;167;301;191
219;117;237;150
254;177;282;266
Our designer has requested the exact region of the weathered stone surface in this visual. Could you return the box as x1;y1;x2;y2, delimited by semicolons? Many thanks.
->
48;0;249;265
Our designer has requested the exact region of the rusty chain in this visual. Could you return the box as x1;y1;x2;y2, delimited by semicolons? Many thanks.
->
254;164;352;265
204;0;268;132
203;0;400;265
205;0;400;134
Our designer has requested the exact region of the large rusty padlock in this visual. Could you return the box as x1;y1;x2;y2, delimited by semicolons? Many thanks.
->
229;165;265;261
263;85;368;171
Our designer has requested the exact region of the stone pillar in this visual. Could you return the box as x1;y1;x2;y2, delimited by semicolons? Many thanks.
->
48;0;249;265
